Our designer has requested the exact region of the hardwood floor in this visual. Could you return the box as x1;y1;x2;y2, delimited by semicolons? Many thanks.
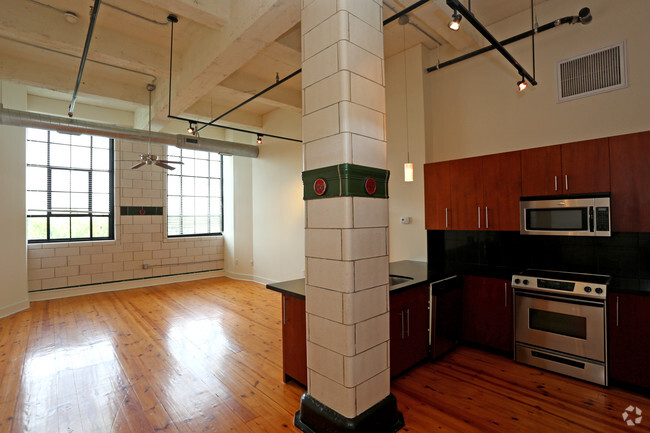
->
0;277;648;432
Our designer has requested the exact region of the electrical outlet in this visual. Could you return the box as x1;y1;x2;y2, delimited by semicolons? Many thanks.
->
400;216;411;224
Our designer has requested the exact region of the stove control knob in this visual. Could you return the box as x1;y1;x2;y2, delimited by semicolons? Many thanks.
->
514;278;521;285
523;279;529;285
595;287;603;294
584;286;592;293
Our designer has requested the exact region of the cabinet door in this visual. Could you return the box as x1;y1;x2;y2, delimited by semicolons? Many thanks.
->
450;157;483;230
608;293;650;389
561;138;610;194
424;161;451;230
390;291;411;377
390;285;429;377
482;151;522;231
521;145;562;196
282;295;307;386
462;276;513;354
609;131;650;232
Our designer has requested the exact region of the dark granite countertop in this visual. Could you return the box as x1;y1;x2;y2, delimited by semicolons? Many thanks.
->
265;260;456;299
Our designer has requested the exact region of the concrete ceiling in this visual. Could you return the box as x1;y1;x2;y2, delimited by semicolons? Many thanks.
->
0;0;547;133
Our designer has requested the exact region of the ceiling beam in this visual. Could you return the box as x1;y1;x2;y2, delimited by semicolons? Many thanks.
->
136;0;230;30
218;73;302;113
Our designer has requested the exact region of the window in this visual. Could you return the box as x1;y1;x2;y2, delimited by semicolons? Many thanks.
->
167;147;223;237
26;129;114;242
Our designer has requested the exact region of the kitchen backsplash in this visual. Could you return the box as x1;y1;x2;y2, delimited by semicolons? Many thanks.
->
428;230;650;283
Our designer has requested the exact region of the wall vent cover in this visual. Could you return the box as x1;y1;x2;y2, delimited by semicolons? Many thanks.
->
557;41;627;103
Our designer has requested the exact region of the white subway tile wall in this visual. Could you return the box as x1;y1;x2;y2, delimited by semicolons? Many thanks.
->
27;140;224;292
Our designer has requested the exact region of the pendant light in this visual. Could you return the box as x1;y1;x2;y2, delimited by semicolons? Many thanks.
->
399;15;414;182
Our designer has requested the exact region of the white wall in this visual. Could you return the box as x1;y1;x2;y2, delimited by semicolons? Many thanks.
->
385;44;428;262
0;82;29;317
251;109;304;283
425;0;650;161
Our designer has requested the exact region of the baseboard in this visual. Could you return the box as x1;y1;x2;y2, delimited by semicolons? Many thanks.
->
0;299;30;319
29;270;226;301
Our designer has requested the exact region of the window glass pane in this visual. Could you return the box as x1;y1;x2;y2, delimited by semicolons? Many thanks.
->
50;144;71;167
92;171;110;194
26;167;47;191
195;159;209;176
70;171;89;193
71;146;91;170
195;217;208;234
71;217;91;238
26;141;48;165
92;217;109;237
210;216;222;232
51;192;70;212
50;131;72;145
181;158;195;176
27;218;48;241
93;136;111;149
27;191;47;215
50;217;70;239
181;177;195;196
51;169;70;192
92;148;110;171
182;217;195;234
93;193;110;213
195;178;209;196
195;150;209;160
168;217;181;236
210;159;221;177
168;196;181;216
210;179;221;197
71;135;91;147
167;146;181;158
168;175;181;195
27;129;48;142
182;197;195;215
182;149;195;159
195;197;209;215
71;193;89;212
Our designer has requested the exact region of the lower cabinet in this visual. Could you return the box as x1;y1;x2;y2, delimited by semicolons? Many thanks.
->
608;293;650;389
461;275;513;353
281;294;307;386
389;284;430;378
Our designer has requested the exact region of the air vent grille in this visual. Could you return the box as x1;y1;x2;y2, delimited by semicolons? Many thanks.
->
557;41;627;103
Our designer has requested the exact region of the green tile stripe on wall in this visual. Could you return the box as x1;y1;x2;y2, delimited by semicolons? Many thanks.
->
120;206;164;216
302;164;390;200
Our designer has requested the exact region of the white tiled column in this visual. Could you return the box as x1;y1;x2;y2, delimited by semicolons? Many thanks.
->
301;0;391;421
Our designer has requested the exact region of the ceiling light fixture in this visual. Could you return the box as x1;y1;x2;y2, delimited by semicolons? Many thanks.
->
257;134;263;144
399;15;414;183
517;77;528;91
64;11;79;24
187;122;196;135
448;10;462;31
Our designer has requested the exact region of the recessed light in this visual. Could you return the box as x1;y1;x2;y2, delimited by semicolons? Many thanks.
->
64;11;79;24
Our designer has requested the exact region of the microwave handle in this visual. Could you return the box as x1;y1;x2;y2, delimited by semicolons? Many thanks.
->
589;206;594;232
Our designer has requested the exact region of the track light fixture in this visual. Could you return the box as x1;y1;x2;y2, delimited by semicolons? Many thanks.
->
257;134;263;144
187;122;196;135
517;77;528;92
448;10;462;31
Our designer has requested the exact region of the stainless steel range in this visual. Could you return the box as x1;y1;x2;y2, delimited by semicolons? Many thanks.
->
512;269;610;386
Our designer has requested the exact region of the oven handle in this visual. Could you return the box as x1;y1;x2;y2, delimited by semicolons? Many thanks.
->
514;289;605;307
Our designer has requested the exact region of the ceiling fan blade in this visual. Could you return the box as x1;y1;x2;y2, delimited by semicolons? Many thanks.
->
155;161;176;170
131;162;146;169
156;159;184;164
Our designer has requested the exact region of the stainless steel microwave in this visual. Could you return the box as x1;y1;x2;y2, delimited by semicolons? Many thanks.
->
520;195;611;237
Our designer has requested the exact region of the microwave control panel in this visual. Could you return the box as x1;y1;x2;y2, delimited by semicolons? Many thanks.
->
596;207;610;231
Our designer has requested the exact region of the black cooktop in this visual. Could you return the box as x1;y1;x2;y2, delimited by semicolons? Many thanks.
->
517;269;611;286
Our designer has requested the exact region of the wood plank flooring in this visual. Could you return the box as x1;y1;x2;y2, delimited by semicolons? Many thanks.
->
0;277;648;432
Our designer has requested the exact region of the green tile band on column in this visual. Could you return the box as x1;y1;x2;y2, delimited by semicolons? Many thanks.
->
302;164;390;200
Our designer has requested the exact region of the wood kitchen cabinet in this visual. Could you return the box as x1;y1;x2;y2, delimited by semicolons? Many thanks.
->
424;161;452;230
521;138;609;196
482;151;522;231
609;131;650;232
461;275;513;354
282;294;307;386
390;284;429;377
450;157;483;230
608;292;650;389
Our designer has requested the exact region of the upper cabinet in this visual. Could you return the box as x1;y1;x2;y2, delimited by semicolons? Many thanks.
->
521;138;610;196
482;151;522;231
609;131;650;232
424;161;451;230
450;157;483;230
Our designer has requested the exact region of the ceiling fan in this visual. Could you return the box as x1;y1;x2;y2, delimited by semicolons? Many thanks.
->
129;84;183;171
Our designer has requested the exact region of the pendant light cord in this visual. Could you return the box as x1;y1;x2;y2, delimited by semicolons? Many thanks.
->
402;19;410;164
531;0;536;80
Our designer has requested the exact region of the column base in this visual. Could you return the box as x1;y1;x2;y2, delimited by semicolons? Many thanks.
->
294;392;404;433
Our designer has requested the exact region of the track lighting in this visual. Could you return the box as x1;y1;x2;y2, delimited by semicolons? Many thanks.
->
257;134;263;144
187;122;196;135
448;10;462;31
517;77;528;92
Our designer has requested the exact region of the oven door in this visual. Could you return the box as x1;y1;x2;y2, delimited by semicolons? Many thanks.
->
514;291;605;362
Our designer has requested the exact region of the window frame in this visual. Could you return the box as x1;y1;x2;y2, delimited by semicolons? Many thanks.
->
26;129;115;244
166;148;224;239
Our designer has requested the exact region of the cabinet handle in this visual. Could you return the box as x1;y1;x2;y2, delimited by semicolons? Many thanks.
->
478;207;481;229
406;308;410;337
400;311;405;339
565;175;569;191
485;206;489;229
504;283;508;308
283;296;286;324
616;296;619;327
554;175;558;191
445;208;448;228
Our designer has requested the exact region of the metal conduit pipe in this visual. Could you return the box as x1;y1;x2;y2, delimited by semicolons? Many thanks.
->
0;107;259;158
